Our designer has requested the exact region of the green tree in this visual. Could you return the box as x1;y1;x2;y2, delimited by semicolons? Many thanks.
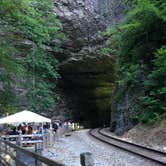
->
140;47;166;123
0;0;64;114
105;0;166;123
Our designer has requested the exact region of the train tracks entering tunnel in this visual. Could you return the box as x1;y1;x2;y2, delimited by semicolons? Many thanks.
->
89;128;166;165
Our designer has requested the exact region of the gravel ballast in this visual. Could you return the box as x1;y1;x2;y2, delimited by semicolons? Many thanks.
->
42;129;162;166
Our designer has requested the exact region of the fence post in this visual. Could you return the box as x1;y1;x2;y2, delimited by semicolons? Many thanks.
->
80;152;94;166
43;133;47;149
16;134;22;147
5;143;7;154
35;143;42;166
16;134;22;166
5;136;9;154
0;139;1;152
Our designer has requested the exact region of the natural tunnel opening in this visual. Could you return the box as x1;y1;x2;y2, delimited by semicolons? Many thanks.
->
58;56;115;127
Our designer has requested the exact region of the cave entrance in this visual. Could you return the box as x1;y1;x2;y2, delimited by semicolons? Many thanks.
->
59;56;115;128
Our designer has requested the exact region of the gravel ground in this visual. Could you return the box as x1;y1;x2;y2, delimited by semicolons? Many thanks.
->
122;121;166;152
42;129;161;166
103;127;166;152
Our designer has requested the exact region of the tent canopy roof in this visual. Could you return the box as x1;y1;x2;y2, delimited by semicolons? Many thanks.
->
0;110;51;124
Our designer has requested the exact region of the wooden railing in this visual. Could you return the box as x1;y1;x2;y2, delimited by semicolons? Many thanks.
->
0;135;66;166
0;131;94;166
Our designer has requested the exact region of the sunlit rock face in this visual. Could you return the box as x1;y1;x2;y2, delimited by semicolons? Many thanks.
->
54;0;124;59
53;0;124;127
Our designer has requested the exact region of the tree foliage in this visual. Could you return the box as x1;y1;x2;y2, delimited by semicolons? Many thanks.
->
0;0;64;113
140;47;166;123
105;0;166;123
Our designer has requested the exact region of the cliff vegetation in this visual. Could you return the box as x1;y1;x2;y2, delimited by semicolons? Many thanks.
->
104;0;166;133
0;0;64;114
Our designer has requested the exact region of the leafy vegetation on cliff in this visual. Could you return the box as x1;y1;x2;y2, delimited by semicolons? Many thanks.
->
105;0;166;123
0;0;64;114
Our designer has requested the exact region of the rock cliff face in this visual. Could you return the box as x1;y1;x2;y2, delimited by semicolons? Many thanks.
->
110;83;143;135
53;0;124;127
54;0;124;59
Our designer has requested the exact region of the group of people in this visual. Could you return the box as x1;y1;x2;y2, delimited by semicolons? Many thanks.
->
1;123;43;136
1;120;78;138
52;121;74;133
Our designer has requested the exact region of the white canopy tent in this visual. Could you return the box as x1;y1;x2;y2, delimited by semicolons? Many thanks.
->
0;110;51;124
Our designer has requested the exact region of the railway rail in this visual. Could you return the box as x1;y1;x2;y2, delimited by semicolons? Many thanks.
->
89;128;166;165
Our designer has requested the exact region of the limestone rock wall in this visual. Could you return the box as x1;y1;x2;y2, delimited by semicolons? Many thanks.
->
53;0;124;127
110;71;148;135
54;0;124;59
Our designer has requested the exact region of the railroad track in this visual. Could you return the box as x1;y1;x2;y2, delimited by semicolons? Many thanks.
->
89;128;166;165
